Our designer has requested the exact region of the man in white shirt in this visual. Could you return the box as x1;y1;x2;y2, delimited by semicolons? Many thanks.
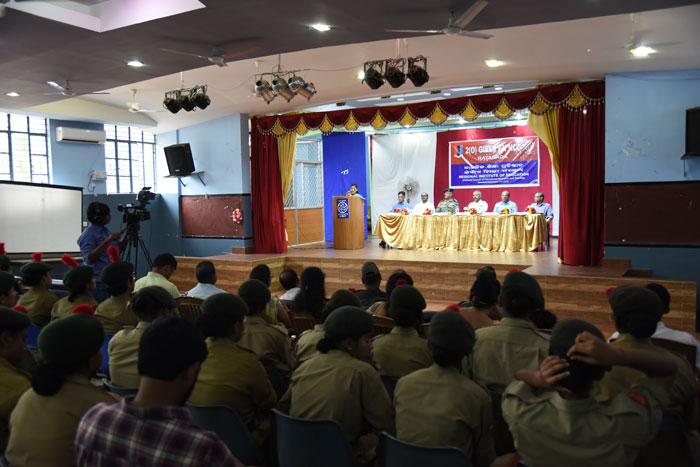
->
186;260;227;299
411;192;436;215
466;190;489;214
279;269;300;301
134;253;180;298
608;283;700;371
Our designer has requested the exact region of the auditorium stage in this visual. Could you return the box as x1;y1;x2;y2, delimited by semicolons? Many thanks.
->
170;237;698;335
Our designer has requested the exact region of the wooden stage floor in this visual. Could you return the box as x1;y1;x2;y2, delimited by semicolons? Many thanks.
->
170;237;698;335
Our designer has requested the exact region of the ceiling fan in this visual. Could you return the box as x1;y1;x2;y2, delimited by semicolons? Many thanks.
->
386;0;493;39
160;45;261;67
45;80;110;97
127;89;160;113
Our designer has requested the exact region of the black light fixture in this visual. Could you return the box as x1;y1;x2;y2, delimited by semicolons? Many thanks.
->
179;91;196;111
163;90;182;114
363;61;385;90
192;85;210;110
255;79;275;104
407;55;429;87
385;58;406;88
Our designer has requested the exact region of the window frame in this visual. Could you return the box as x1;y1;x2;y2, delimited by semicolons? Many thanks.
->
0;113;50;183
104;125;156;194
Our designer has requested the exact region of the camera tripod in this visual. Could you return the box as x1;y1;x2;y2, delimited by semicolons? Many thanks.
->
121;223;153;273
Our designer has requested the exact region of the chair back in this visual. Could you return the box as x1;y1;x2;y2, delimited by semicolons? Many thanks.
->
372;315;395;337
377;432;471;467
177;296;204;323
186;403;265;466
651;337;697;368
25;322;40;349
381;375;398;400
99;333;115;376
260;357;287;399
290;315;315;336
101;377;138;397
272;409;356;467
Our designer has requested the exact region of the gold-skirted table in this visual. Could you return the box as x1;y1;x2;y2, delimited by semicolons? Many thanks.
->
374;213;548;252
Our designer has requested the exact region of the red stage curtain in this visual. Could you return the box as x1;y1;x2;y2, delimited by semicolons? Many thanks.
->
251;123;287;253
557;104;605;266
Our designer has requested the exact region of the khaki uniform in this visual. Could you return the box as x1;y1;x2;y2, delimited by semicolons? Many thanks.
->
108;321;149;388
502;378;668;467
189;337;277;441
239;316;292;379
95;293;137;334
50;293;99;321
280;350;394;452
6;373;120;467
394;363;495;466
371;327;432;378
0;357;31;452
295;324;324;364
466;317;549;394
591;333;698;426
436;199;460;214
17;288;58;328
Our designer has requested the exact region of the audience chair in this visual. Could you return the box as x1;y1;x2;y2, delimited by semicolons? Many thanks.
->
651;337;697;368
381;375;399;400
290;315;315;336
377;432;471;467
0;454;9;467
272;409;356;467
25;322;40;349
372;315;395;337
418;323;430;338
101;378;138;397
489;391;515;456
99;333;115;377
186;402;266;466
635;412;694;467
260;357;287;399
177;296;204;323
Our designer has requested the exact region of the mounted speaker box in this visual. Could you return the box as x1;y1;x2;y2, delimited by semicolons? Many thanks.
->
682;107;700;159
163;143;195;176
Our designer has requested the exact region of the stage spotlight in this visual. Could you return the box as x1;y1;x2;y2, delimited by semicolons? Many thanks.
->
255;79;275;104
288;75;305;92
272;77;295;102
179;91;196;112
297;82;317;100
193;86;210;110
163;91;182;114
363;61;385;90
385;59;406;88
407;55;429;87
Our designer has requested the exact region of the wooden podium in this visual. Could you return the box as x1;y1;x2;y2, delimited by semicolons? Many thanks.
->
333;196;365;249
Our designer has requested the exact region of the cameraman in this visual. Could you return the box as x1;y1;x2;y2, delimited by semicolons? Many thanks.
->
77;202;127;303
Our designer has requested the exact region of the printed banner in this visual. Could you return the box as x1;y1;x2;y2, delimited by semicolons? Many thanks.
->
449;136;539;188
336;197;350;219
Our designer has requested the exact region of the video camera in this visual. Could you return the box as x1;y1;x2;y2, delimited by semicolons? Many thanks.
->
117;187;155;226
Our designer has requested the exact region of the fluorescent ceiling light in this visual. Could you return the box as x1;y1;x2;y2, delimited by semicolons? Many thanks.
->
494;86;503;91
390;91;430;99
311;23;331;32
397;98;405;101
484;59;505;67
356;97;383;102
443;92;452;96
449;86;483;92
127;60;144;68
6;91;20;97
630;46;655;57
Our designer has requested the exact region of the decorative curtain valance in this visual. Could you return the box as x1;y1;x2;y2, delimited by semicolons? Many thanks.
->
253;81;604;136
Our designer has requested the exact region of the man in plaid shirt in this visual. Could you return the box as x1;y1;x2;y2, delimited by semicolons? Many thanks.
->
75;318;242;466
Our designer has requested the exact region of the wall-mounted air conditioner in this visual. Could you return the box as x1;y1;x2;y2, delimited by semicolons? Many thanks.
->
56;127;106;144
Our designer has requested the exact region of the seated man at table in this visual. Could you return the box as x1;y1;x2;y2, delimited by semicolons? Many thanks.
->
528;192;553;222
411;192;435;215
436;188;459;214
390;191;412;213
493;191;518;214
466;190;488;214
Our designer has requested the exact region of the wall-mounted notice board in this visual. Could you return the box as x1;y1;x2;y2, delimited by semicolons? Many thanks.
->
605;181;700;246
180;194;248;238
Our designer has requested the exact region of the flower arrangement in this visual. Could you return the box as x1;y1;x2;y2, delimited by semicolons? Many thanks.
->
232;208;243;224
401;208;408;215
423;208;432;215
469;207;478;215
500;208;510;215
527;207;537;214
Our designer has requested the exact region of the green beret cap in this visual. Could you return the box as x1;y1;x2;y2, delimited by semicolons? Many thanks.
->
0;255;11;270
202;293;248;320
609;285;663;319
323;305;374;340
501;271;544;309
429;310;475;356
38;314;104;364
0;306;30;332
549;318;604;357
0;271;16;295
20;262;53;277
135;286;177;310
100;261;134;285
389;285;426;316
326;289;361;315
237;279;271;310
62;266;94;290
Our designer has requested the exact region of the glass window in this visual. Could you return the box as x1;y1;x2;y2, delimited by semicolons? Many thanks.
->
0;114;49;183
104;125;157;193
